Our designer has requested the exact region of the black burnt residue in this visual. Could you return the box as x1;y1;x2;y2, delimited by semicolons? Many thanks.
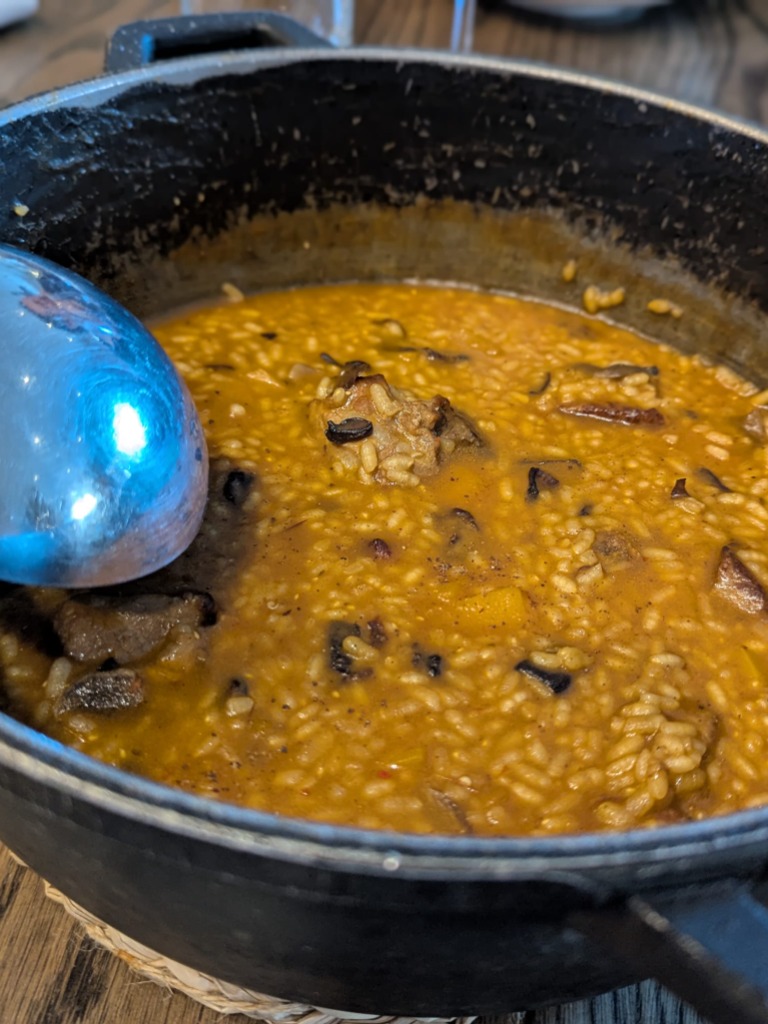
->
223;469;255;506
367;618;388;648
412;644;444;678
328;621;372;680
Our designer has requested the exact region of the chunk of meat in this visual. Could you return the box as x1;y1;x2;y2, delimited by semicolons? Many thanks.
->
57;668;144;715
312;369;483;484
55;591;216;664
593;529;641;569
714;546;767;614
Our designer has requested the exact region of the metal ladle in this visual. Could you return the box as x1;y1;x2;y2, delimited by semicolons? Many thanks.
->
0;244;209;587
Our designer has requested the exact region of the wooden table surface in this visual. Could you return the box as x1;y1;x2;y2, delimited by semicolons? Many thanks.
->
0;0;766;1021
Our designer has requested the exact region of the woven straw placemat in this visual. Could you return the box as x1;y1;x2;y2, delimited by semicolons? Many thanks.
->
41;877;478;1024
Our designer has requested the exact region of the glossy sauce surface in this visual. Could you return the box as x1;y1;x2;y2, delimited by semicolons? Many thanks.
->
5;283;768;836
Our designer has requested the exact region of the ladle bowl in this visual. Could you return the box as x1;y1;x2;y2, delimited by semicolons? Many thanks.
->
0;244;208;587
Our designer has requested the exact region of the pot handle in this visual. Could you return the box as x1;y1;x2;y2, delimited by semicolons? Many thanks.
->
104;12;334;74
570;879;768;1024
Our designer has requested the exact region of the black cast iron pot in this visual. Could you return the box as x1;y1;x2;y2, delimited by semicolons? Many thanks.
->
3;13;768;1024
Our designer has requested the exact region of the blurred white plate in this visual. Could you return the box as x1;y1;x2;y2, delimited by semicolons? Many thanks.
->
0;0;38;29
504;0;671;19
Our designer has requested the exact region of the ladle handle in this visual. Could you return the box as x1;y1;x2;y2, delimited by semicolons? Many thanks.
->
104;11;333;74
571;880;768;1024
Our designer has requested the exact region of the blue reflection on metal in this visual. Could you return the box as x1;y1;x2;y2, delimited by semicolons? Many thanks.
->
0;244;209;586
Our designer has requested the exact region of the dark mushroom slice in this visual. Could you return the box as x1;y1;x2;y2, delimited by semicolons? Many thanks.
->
526;466;560;502
368;538;392;560
57;668;144;716
696;467;731;493
370;317;407;339
54;590;217;664
520;458;582;468
671;478;689;499
320;352;343;366
325;417;374;445
515;659;572;694
428;786;473;834
418;347;470;364
713;545;767;614
337;360;372;389
572;362;659;379
382;343;469;363
450;508;480;530
528;372;551;396
744;407;768;443
559;403;665;427
437;508;482;551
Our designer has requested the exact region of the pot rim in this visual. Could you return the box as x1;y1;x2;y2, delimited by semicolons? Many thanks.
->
3;45;768;881
1;44;767;146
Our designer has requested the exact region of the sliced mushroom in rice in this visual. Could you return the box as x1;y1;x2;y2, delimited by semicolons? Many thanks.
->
713;546;768;615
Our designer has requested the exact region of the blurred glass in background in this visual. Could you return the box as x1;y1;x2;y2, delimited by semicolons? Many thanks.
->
179;0;355;47
178;0;477;51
